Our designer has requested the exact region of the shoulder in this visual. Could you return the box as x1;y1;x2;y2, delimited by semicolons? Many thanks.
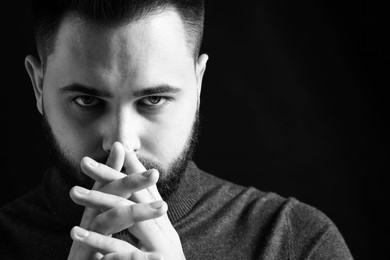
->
196;169;286;212
195;169;353;259
0;187;70;258
0;187;48;225
0;186;62;238
280;198;353;259
0;188;44;254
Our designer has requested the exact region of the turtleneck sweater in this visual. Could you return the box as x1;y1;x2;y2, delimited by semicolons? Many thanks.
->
0;161;353;259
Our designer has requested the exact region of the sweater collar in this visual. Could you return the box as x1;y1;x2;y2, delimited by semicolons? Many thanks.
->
42;161;200;228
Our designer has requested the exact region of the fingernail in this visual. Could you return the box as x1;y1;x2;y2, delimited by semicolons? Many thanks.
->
150;200;164;209
113;141;122;149
87;158;99;167
142;169;153;177
73;226;89;239
89;161;99;167
74;186;90;195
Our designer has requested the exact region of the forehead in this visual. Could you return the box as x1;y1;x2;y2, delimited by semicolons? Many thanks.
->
47;9;194;87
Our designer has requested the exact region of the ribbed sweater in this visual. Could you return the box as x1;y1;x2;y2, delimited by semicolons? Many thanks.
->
0;162;353;259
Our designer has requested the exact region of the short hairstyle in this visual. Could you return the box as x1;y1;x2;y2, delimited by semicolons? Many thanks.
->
32;0;205;68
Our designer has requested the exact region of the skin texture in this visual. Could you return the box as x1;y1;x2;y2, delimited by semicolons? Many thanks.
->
25;9;208;260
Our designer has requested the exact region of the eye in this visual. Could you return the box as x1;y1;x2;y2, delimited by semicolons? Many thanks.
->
140;96;169;106
73;96;101;107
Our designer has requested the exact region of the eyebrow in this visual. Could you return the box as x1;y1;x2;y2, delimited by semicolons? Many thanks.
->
59;83;113;98
59;83;181;98
132;84;181;97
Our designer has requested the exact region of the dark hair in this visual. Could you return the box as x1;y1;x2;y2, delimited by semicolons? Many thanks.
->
32;0;205;68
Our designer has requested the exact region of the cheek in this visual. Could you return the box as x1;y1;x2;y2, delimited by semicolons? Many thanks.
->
44;94;100;162
142;96;197;164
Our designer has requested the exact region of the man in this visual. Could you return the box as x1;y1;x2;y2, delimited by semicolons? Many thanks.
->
0;0;353;259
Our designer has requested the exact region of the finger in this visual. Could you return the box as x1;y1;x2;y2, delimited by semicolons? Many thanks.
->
106;142;125;171
78;157;110;228
99;169;159;198
123;144;147;174
121;146;183;257
72;143;124;260
67;241;103;260
81;157;125;184
90;201;167;235
70;186;133;211
78;157;109;228
101;252;164;260
78;186;103;229
75;167;158;200
123;145;162;203
76;188;103;260
71;226;134;255
101;252;138;260
74;193;106;260
146;253;164;260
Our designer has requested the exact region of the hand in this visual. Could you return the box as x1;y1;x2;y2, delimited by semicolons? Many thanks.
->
67;142;185;259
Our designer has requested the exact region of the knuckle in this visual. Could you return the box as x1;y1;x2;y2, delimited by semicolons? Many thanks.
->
110;254;125;260
106;207;121;220
116;198;131;207
94;233;114;250
130;203;154;223
120;175;135;189
148;253;164;260
91;214;108;232
106;238;118;251
131;251;147;259
126;205;135;222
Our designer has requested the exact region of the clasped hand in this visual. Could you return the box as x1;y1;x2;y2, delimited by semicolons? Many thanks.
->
67;142;185;260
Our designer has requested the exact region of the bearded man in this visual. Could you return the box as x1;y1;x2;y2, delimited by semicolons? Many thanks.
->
0;0;353;259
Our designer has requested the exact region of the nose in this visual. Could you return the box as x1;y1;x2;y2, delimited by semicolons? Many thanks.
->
102;106;141;153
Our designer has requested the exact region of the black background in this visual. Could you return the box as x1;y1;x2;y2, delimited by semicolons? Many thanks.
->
1;1;388;259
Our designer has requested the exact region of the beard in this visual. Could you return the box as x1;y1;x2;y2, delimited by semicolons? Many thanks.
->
42;111;200;201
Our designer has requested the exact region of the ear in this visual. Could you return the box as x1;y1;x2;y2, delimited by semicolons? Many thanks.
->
25;55;44;115
195;53;208;99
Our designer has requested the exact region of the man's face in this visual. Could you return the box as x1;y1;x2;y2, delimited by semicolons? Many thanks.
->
26;10;207;196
